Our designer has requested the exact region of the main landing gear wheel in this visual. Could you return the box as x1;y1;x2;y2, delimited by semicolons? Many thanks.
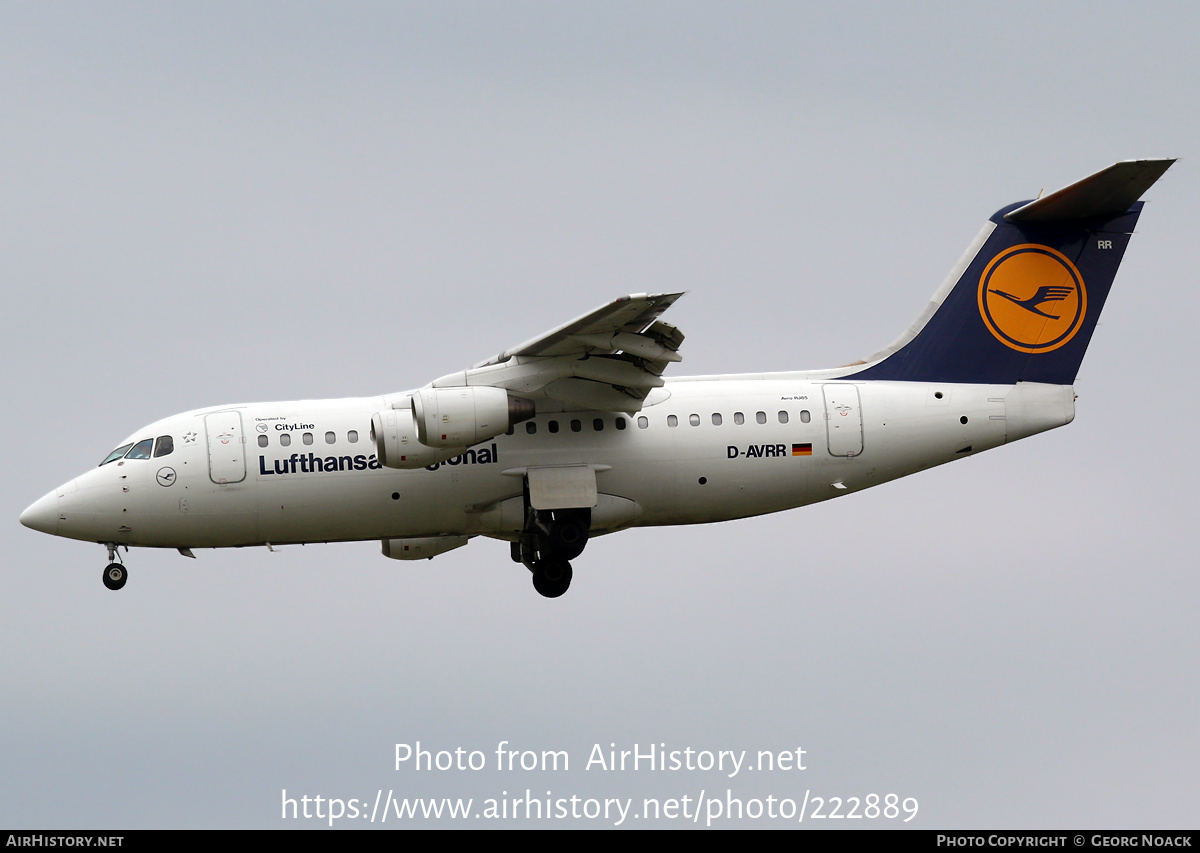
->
546;513;589;561
102;563;127;591
531;559;572;598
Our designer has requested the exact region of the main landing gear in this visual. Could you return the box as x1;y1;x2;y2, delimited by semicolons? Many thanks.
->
512;508;591;598
101;543;128;591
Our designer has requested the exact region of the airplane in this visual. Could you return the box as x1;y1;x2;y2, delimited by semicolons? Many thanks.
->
20;159;1173;597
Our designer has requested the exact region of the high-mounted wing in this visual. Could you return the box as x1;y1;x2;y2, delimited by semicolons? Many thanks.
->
431;292;685;413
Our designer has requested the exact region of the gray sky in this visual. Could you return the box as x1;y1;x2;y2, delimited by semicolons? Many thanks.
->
3;1;1197;828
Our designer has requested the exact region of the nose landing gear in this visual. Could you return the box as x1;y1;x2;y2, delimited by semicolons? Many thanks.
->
102;543;127;591
103;563;128;591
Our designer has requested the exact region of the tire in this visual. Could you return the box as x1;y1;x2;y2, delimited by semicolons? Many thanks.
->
103;563;127;591
546;512;589;560
531;559;572;598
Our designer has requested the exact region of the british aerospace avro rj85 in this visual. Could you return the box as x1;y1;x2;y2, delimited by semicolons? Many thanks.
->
21;160;1173;597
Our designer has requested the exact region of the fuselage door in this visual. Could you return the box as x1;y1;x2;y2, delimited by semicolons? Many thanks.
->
822;384;863;457
205;410;247;484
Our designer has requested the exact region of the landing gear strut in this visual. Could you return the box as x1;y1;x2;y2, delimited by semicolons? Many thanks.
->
102;543;127;591
518;505;591;598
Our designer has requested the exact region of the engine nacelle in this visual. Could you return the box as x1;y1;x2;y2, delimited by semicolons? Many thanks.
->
381;536;469;560
412;386;534;448
371;409;472;469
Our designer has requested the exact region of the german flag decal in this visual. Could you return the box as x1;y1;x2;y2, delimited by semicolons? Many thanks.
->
792;443;812;456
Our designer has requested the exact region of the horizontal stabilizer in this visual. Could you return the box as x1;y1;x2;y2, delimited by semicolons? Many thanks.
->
1005;159;1175;222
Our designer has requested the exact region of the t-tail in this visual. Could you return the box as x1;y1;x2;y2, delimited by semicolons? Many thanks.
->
848;159;1174;385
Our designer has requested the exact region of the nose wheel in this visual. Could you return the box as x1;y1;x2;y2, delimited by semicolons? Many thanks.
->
101;543;128;591
102;563;128;591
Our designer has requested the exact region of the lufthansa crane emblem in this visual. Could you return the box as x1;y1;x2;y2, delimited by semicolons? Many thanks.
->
978;244;1087;354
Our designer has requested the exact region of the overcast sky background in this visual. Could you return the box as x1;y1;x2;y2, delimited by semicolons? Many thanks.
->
3;2;1197;829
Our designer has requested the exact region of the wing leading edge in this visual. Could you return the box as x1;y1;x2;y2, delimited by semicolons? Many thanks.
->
431;292;686;414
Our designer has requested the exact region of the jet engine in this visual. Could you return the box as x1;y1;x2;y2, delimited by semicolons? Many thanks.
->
371;408;470;469
371;388;534;469
381;536;469;560
411;387;534;448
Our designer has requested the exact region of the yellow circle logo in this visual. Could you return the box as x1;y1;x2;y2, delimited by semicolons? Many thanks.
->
978;244;1087;353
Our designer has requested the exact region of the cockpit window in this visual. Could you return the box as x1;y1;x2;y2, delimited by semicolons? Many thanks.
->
153;435;174;458
100;444;134;466
126;438;154;460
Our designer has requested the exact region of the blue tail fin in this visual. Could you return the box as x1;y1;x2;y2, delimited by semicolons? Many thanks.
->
849;159;1173;385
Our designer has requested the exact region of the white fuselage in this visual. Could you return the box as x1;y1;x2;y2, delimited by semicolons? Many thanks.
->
29;375;1074;551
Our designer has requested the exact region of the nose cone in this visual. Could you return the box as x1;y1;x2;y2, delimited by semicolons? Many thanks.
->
20;490;60;536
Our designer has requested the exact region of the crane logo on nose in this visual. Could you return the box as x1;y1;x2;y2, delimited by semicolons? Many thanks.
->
156;467;177;487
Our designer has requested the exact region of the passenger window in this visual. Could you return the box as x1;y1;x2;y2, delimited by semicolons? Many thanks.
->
778;411;789;424
667;415;678;427
303;432;314;445
526;422;537;435
689;414;700;427
548;420;559;434
712;413;722;426
126;438;153;460
100;444;134;466
347;430;359;443
280;433;292;447
593;418;604;432
637;416;648;429
325;431;336;444
734;412;745;425
257;435;268;448
800;410;811;423
153;435;174;457
571;419;582;433
756;412;767;424
615;417;626;430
